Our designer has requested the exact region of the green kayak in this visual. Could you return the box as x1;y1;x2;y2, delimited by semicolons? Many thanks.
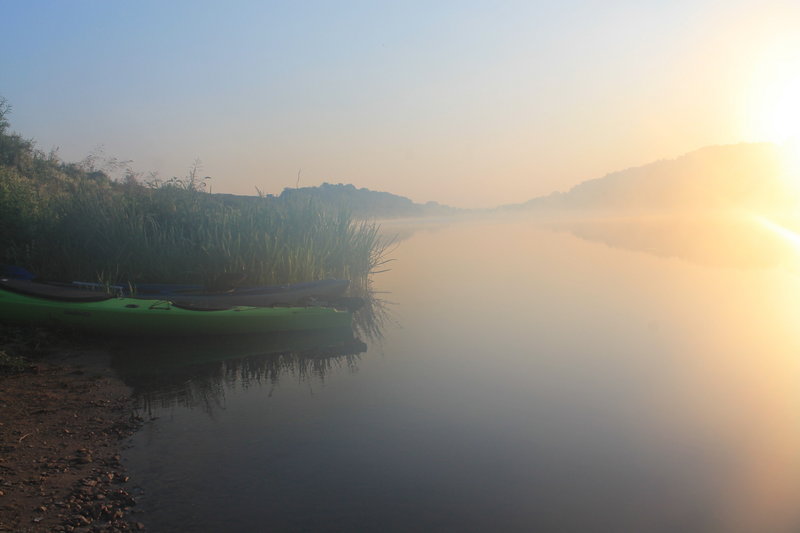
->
0;278;351;335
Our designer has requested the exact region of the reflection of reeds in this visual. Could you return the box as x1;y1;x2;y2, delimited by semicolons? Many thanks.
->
111;329;368;415
140;352;365;416
352;290;394;342
348;233;397;341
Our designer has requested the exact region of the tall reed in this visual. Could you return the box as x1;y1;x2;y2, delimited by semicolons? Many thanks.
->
5;178;387;289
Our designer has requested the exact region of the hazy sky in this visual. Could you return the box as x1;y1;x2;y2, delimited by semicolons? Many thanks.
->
3;0;800;207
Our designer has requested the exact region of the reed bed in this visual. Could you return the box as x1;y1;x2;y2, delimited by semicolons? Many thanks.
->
1;168;389;289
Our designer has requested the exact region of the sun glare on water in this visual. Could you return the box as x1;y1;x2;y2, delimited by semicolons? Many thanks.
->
755;215;800;249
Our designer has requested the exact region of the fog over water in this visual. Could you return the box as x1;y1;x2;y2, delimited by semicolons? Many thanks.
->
121;213;800;532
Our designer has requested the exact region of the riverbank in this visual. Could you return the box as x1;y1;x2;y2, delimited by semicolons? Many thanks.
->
0;348;143;532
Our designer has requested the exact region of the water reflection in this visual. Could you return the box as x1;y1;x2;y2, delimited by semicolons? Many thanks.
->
351;288;393;341
539;212;800;268
376;216;460;244
111;328;368;413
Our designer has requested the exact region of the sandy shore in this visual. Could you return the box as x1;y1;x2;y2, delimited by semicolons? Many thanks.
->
0;349;144;532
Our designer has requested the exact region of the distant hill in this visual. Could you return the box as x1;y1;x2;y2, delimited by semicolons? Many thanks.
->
509;143;798;213
278;182;460;218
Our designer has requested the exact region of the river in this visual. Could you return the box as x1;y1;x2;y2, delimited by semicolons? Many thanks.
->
120;213;800;532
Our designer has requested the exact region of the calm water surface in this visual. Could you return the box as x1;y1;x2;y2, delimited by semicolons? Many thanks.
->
121;215;800;532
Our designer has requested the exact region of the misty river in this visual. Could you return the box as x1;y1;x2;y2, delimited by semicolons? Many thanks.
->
118;213;800;532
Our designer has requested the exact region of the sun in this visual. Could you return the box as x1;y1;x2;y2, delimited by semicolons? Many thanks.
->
741;45;800;193
756;72;800;144
741;32;800;146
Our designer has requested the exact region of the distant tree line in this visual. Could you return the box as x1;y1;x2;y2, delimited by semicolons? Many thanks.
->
278;182;459;218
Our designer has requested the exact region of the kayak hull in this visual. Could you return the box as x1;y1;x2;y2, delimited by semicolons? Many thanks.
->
0;280;351;336
71;279;351;307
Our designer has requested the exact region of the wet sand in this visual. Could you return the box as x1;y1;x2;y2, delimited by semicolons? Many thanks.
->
0;349;143;532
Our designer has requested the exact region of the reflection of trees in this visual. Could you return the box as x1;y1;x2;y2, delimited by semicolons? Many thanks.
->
377;217;457;245
111;328;367;415
541;213;797;269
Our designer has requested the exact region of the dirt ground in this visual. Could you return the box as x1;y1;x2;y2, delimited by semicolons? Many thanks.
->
0;349;144;532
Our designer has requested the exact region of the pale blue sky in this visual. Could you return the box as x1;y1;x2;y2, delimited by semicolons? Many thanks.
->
3;0;799;207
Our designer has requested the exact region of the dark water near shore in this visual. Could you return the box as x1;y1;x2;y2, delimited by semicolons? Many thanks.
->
120;214;800;532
